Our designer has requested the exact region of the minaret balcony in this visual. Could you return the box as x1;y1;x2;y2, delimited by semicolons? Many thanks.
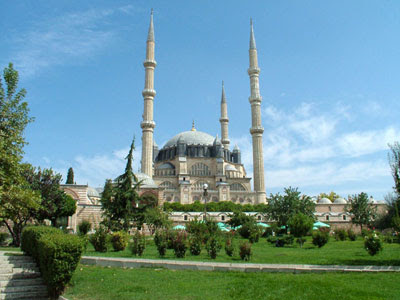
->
248;96;262;104
219;117;229;123
247;67;260;75
142;89;156;97
141;120;156;129
250;127;264;134
143;59;157;68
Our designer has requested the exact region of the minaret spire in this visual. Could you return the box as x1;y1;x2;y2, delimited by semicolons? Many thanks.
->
141;10;157;177
248;19;266;204
220;81;230;150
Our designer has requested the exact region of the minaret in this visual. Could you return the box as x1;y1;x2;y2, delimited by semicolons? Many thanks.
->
248;19;266;204
141;9;156;177
219;81;230;150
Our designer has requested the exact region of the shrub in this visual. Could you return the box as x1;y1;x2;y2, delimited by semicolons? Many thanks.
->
186;219;207;239
266;234;293;247
347;229;356;241
78;220;92;235
383;234;395;244
131;231;146;256
166;229;176;249
154;230;168;257
111;231;128;251
37;233;84;298
206;236;221;259
172;230;187;258
361;228;369;237
312;230;329;248
239;241;252;261
189;235;202;256
0;232;9;246
334;229;347;241
266;235;277;245
89;226;109;252
224;237;235;257
364;233;383;256
21;226;62;258
288;213;314;248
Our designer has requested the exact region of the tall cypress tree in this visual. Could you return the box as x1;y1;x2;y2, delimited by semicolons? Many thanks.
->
66;167;74;184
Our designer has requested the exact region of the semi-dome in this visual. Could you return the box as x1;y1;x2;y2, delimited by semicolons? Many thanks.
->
333;197;347;204
318;197;332;204
225;164;237;171
135;172;158;188
87;186;100;198
163;130;215;148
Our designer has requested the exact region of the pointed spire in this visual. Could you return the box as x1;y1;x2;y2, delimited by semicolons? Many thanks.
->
221;80;226;103
147;9;155;42
250;18;256;49
191;120;196;131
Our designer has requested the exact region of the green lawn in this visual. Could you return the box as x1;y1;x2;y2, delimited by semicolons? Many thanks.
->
84;237;400;266
0;246;21;252
64;264;400;300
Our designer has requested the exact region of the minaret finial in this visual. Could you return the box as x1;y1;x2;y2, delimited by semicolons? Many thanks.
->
147;9;154;41
250;18;256;49
191;120;196;131
221;80;226;103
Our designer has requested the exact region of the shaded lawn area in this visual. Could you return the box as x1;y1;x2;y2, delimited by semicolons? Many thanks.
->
84;237;400;266
0;246;21;252
64;264;400;300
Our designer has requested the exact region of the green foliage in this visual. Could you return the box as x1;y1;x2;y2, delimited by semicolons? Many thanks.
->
163;201;269;213
78;220;92;235
361;228;369;237
335;229;347;241
318;191;340;202
388;142;400;196
266;187;315;231
154;229;168;257
267;235;294;247
172;230;187;258
21;226;84;298
66;167;74;184
186;218;207;240
224;236;235;257
131;231;146;256
89;226;109;252
111;231;129;251
0;232;9;245
364;233;383;256
144;207;171;235
206;236;221;259
312;230;329;248
346;192;377;230
188;235;201;256
227;211;254;228
288;213;314;247
237;220;261;243
347;229;357;241
239;241;252;261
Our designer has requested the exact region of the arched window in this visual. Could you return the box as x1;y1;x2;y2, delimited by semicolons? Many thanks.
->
160;181;176;190
230;183;246;191
190;163;211;176
192;181;210;191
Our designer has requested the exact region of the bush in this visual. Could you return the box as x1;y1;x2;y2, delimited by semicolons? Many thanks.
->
172;230;187;258
0;232;9;246
312;230;329;248
78;220;92;235
154;230;168;257
383;234;395;244
131;231;146;256
21;226;62;258
37;233;84;298
189;235;202;256
335;229;347;241
239;241;252;261
361;228;369;237
266;235;277;244
111;231;128;251
89;226;109;252
186;219;207;239
364;233;383;256
166;229;176;249
225;238;235;257
266;234;293;247
347;229;356;241
206;236;221;259
288;213;314;248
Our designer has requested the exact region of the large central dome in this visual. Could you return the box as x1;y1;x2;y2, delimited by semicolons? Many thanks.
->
163;130;215;148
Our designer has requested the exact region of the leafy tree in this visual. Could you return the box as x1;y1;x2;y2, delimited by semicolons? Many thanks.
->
267;187;315;232
227;211;253;228
388;142;400;229
318;191;340;202
100;138;141;231
22;164;76;226
66;167;74;184
288;213;314;248
346;192;377;230
0;63;40;246
144;207;171;235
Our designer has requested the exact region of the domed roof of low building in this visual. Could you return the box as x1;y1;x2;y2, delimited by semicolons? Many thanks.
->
163;130;215;148
225;164;237;171
87;186;100;198
157;162;175;169
333;197;347;204
135;173;158;188
318;197;332;204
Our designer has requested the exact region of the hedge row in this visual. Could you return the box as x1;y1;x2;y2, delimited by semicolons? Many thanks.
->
21;226;84;299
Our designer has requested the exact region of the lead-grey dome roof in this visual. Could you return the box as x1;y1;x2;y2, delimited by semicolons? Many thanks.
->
333;197;347;204
87;186;100;198
135;173;158;188
318;197;332;204
163;131;215;148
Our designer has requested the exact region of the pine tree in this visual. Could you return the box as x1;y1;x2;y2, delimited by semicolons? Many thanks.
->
66;167;74;184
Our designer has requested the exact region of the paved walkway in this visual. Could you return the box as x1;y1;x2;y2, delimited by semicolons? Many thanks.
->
81;256;400;273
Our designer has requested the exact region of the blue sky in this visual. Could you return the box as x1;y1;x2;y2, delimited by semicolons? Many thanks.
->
1;1;399;200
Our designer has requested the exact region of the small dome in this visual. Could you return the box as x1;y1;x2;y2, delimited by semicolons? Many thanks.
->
225;164;237;171
318;197;332;204
333;197;347;204
311;196;318;203
135;173;158;188
87;186;100;198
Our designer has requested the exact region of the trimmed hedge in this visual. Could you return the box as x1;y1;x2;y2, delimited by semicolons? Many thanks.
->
21;226;84;299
